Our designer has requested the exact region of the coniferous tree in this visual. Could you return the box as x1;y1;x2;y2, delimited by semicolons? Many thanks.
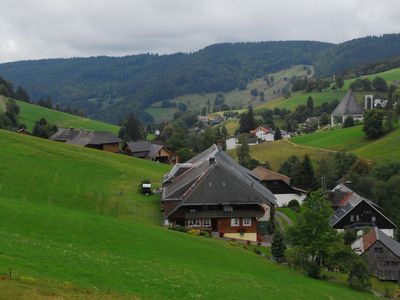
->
247;105;255;131
306;96;314;112
335;75;344;89
16;86;30;102
271;231;286;263
274;126;282;140
299;155;315;190
119;113;144;141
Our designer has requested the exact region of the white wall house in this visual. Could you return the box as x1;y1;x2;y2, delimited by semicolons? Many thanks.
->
251;126;274;141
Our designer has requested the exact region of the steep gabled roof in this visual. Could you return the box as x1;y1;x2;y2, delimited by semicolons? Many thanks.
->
49;128;81;141
353;227;400;258
331;90;363;116
162;145;276;218
253;166;291;185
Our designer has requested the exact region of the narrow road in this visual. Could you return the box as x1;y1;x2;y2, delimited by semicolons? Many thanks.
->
274;210;293;231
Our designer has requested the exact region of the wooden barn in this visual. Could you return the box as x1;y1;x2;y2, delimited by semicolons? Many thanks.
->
124;141;178;165
352;227;400;281
50;128;121;153
161;144;276;242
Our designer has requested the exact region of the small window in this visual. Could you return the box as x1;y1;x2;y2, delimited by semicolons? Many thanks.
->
375;247;383;258
356;215;360;221
188;219;201;227
350;215;354;222
231;218;240;226
372;216;376;222
243;218;252;226
202;218;211;227
208;182;212;187
222;181;226;187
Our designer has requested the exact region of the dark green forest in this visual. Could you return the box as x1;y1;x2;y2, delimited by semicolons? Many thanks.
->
2;34;400;123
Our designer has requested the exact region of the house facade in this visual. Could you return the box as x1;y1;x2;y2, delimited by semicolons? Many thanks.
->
253;166;306;207
161;145;276;242
250;125;274;142
329;184;396;238
352;227;400;281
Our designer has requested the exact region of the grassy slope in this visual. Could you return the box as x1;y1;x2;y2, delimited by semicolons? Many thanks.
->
0;130;376;299
0;96;120;134
292;125;400;164
229;140;332;170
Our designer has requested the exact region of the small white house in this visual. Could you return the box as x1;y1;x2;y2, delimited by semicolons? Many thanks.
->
250;125;274;141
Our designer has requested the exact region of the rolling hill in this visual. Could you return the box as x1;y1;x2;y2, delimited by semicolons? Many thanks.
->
2;34;400;123
0;96;120;134
0;130;377;299
291;124;400;164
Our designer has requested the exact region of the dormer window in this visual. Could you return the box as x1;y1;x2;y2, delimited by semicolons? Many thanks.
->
223;205;233;212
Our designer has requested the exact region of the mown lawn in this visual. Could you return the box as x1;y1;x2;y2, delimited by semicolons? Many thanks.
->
0;96;120;134
0;130;378;299
230;140;332;170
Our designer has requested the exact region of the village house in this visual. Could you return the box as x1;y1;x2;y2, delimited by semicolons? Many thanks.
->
352;227;400;281
124;141;178;165
161;144;276;242
331;90;364;126
329;184;396;238
50;128;121;153
253;166;307;207
250;125;274;141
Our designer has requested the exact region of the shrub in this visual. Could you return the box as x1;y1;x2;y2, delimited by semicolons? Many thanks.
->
287;200;300;208
199;231;210;238
348;256;371;291
304;261;321;279
187;229;201;236
254;248;263;255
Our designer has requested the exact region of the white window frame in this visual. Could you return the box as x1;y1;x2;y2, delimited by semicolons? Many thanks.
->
231;218;240;227
202;218;211;227
350;214;354;222
188;219;201;227
243;218;252;226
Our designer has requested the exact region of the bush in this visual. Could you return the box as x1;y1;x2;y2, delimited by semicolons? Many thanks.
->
287;199;300;208
343;116;355;128
187;229;201;236
199;231;210;238
348;256;371;291
304;261;321;279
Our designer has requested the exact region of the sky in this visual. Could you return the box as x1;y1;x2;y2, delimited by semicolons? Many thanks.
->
0;0;400;62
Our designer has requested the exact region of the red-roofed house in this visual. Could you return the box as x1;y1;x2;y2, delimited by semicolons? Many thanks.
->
250;125;274;142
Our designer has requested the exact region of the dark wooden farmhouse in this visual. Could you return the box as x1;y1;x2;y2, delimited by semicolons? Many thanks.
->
161;144;276;242
329;184;396;237
352;227;400;281
50;128;121;153
253;166;306;207
124;141;178;165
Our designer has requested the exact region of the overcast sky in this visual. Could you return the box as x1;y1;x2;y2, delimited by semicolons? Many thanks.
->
0;0;399;63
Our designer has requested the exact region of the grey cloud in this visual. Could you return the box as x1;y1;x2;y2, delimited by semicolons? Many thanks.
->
0;0;400;62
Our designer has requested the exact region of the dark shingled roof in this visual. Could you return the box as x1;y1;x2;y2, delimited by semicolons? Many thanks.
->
331;90;363;116
162;145;276;218
329;185;395;228
356;227;400;258
66;131;121;146
126;141;165;159
49;128;81;141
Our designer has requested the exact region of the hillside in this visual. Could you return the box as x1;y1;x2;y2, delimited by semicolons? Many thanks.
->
292;125;400;164
0;96;120;134
147;65;311;123
2;34;400;123
0;130;377;299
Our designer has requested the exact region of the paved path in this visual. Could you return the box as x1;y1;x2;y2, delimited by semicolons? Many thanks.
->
274;210;293;231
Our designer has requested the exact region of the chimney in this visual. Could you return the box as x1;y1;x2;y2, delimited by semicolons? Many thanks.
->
215;140;225;151
209;157;216;165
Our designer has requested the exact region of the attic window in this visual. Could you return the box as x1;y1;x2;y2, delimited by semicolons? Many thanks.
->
222;181;226;186
209;182;212;187
223;205;233;212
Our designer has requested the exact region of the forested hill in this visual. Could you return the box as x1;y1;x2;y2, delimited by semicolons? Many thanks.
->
1;34;400;123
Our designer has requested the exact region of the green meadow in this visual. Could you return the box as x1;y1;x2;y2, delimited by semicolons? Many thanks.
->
0;96;120;134
291;125;400;164
0;130;377;299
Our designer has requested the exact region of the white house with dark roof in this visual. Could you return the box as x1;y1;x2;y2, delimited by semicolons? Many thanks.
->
331;90;364;126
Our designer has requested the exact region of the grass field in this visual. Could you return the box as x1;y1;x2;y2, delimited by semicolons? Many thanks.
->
0;130;378;299
0;96;120;134
229;140;332;170
292;125;400;164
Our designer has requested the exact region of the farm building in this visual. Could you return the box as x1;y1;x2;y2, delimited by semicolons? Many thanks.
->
252;166;306;207
329;184;396;237
352;227;400;281
50;128;121;153
250;125;274;142
331;90;364;126
124;141;178;165
161;144;276;242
